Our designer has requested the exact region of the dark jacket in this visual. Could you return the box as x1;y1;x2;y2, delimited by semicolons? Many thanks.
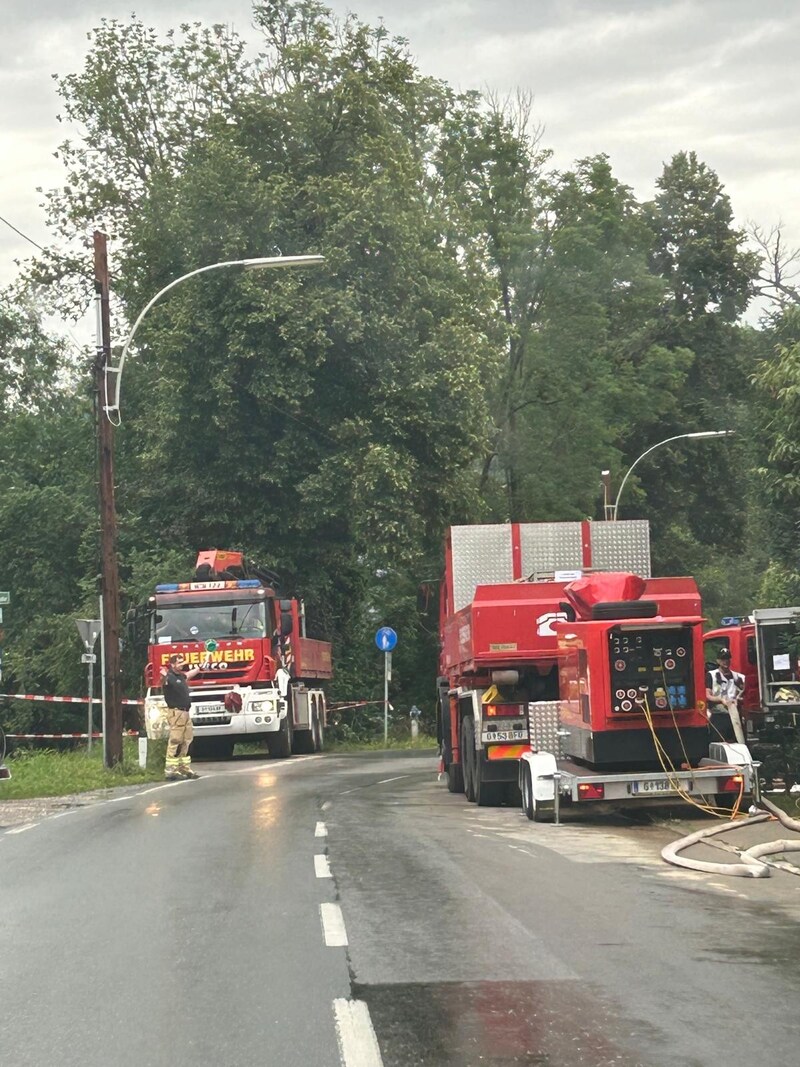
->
163;667;191;712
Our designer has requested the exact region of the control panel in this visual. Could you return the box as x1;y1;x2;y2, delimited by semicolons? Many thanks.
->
608;626;694;714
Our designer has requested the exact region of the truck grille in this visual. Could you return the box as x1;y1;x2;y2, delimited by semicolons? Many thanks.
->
192;715;232;727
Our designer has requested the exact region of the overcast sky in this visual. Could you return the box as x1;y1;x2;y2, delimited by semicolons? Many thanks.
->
2;0;798;300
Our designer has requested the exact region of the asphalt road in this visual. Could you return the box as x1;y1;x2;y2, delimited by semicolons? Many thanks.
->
2;750;800;1067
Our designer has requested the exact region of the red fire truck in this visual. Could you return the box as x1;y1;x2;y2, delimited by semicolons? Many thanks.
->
437;522;753;813
703;608;800;787
143;550;332;759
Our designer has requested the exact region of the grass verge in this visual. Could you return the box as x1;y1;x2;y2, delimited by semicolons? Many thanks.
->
0;739;165;800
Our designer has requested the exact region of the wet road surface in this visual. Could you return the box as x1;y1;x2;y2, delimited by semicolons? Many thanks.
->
2;750;800;1066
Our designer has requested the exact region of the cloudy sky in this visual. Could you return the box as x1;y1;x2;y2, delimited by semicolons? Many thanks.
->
1;0;798;296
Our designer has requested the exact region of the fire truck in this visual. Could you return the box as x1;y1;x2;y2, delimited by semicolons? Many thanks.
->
143;550;332;759
704;608;800;785
437;522;753;815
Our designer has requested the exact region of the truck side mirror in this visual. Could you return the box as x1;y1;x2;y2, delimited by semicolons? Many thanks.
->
280;611;293;637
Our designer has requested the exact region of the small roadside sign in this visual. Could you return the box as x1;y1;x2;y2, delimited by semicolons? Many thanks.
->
0;592;10;606
81;653;97;665
375;626;397;652
75;618;101;649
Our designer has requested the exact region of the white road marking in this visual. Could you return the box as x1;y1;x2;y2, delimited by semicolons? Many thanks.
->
315;854;333;878
333;999;384;1067
376;776;408;785
7;823;38;834
315;821;328;837
320;903;348;947
50;810;80;819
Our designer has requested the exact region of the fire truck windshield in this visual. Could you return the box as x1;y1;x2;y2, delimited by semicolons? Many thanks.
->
152;600;267;642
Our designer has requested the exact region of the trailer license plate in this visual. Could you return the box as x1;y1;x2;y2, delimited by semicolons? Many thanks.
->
194;703;224;716
630;778;693;795
482;729;527;743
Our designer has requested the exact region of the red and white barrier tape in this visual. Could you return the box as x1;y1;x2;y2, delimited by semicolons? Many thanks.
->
5;731;141;740
327;700;393;712
0;693;143;705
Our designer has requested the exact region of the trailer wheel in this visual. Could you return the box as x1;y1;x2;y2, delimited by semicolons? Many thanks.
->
461;717;477;802
521;764;535;820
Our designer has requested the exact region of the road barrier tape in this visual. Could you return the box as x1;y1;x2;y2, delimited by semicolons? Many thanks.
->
328;700;394;713
5;731;141;739
0;693;143;705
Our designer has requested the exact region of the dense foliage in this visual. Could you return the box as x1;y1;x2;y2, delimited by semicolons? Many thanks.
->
1;1;797;736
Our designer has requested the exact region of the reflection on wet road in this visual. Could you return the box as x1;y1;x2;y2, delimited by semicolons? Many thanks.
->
357;980;651;1066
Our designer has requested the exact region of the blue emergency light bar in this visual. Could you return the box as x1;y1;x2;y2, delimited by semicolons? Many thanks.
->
720;616;742;626
155;579;263;592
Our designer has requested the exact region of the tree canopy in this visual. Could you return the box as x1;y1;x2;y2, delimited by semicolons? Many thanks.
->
1;0;795;733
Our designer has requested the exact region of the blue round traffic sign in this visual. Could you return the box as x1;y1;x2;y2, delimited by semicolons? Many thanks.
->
375;627;397;652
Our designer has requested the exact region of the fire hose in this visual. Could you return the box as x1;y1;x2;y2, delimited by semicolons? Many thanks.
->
662;796;800;878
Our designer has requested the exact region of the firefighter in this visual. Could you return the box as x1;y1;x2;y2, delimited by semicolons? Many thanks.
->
161;653;201;780
705;648;745;741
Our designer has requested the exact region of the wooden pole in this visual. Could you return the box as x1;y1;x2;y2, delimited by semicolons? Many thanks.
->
94;231;123;767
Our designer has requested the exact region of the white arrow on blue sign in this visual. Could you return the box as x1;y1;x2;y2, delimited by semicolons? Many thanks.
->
375;626;397;652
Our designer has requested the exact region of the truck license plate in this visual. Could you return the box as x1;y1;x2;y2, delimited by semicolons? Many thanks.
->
630;778;693;795
194;703;225;716
482;729;527;743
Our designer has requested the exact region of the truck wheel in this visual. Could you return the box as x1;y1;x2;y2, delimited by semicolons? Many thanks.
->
313;708;324;752
461;717;477;802
267;714;292;758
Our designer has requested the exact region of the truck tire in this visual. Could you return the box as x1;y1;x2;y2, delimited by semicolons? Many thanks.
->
461;716;477;802
267;714;293;758
313;707;324;752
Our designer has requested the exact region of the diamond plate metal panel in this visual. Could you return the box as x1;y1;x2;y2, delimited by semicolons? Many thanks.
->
519;522;584;578
528;700;563;756
451;525;514;613
590;520;651;576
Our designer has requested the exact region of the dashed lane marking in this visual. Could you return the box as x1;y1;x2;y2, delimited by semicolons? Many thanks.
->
376;775;409;785
315;821;328;837
315;854;333;878
6;824;38;834
320;903;348;947
333;998;384;1067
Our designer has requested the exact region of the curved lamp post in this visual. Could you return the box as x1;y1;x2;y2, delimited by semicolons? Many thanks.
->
93;239;324;766
612;430;735;520
104;254;325;420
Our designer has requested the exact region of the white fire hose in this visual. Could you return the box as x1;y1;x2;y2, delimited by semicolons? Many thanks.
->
662;796;800;878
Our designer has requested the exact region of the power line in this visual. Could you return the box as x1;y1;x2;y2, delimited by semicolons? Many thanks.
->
0;212;48;254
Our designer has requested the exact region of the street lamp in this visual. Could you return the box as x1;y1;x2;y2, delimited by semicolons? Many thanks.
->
611;430;735;521
93;237;324;766
104;254;326;420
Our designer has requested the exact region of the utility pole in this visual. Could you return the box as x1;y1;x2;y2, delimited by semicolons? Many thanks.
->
94;231;123;767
